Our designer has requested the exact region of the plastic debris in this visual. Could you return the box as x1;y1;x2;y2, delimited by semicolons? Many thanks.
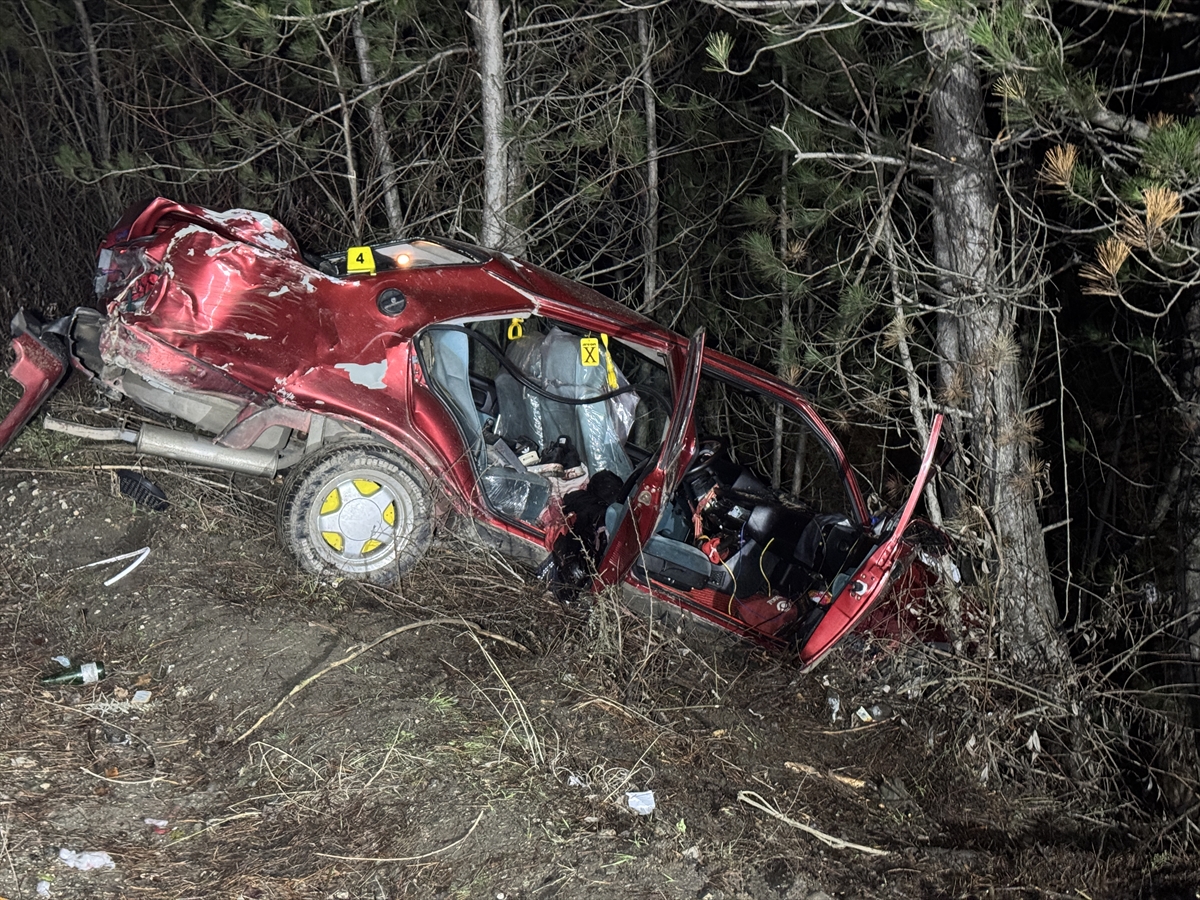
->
72;546;151;586
626;790;656;815
144;818;169;834
117;469;169;511
58;848;115;871
51;655;70;667
1026;729;1042;760
856;702;892;724
567;774;586;788
826;692;840;723
37;880;52;897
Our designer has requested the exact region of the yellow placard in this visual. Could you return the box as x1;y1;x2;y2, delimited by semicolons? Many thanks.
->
580;337;600;367
600;333;619;389
347;246;376;275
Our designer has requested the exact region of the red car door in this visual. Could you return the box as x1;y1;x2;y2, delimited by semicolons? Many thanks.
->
799;413;945;669
594;329;705;589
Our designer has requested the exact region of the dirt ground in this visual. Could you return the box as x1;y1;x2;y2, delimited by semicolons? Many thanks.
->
1;409;1198;899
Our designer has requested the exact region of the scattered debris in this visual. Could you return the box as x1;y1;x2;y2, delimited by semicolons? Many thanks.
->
40;661;106;686
626;790;656;815
826;689;841;723
116;469;169;511
144;818;169;835
57;848;115;871
72;546;151;587
855;702;893;725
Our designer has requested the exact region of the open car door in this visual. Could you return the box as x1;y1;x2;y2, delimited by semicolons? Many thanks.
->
594;329;704;589
799;414;945;670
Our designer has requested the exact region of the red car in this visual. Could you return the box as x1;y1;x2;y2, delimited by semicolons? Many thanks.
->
0;198;950;670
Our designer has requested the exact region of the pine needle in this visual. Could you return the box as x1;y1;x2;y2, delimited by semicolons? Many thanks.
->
1039;144;1078;188
1143;185;1182;231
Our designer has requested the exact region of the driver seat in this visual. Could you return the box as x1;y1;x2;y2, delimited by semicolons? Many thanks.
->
604;503;712;590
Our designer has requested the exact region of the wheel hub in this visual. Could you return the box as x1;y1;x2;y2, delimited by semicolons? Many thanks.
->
317;478;397;557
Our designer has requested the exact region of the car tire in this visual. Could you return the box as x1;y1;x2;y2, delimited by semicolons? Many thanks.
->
277;439;432;585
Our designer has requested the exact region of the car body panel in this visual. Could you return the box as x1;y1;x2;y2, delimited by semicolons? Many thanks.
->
0;320;69;454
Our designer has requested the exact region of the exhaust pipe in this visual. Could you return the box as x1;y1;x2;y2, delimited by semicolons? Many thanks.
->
44;415;280;477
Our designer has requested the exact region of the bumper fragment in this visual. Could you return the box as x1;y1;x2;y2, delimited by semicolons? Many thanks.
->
0;313;70;454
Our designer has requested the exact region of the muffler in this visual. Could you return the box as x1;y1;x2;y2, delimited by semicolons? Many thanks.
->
44;415;279;477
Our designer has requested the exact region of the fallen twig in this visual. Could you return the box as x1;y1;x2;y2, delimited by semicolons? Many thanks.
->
234;617;527;743
314;807;486;862
169;811;263;844
79;767;178;786
784;761;868;789
737;790;889;856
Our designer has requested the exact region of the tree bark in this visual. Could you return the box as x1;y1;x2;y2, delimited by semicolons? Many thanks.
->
73;0;110;169
352;3;403;234
468;0;510;251
1176;299;1200;699
639;10;659;311
925;25;1067;669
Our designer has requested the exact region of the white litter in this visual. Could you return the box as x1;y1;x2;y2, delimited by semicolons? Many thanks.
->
72;546;151;586
1026;729;1042;759
58;848;115;871
132;690;152;705
36;880;52;897
626;790;656;815
52;655;70;667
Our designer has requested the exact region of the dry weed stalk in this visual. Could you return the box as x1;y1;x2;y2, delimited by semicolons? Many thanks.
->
465;630;546;768
235;617;527;743
737;790;889;855
884;583;1200;846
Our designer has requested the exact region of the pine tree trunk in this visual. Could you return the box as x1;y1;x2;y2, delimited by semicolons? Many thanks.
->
73;0;109;169
469;0;509;251
312;26;361;237
925;24;1067;669
352;4;403;234
638;10;659;311
1176;299;1200;699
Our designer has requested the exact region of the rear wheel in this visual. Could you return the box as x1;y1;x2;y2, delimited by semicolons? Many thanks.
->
277;440;432;584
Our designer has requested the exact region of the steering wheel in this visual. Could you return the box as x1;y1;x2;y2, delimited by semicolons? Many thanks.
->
686;438;726;479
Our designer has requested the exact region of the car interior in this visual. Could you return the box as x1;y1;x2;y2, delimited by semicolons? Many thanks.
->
417;316;878;643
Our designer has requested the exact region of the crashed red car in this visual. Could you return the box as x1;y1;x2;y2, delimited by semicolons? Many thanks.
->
0;198;952;670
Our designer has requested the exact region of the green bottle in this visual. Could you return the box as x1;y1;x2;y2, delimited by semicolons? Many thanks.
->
40;662;106;685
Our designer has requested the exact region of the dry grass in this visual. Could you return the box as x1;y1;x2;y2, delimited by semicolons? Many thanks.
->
1;434;1199;898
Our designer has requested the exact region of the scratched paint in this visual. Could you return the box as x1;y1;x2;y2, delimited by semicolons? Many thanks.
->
335;360;388;390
